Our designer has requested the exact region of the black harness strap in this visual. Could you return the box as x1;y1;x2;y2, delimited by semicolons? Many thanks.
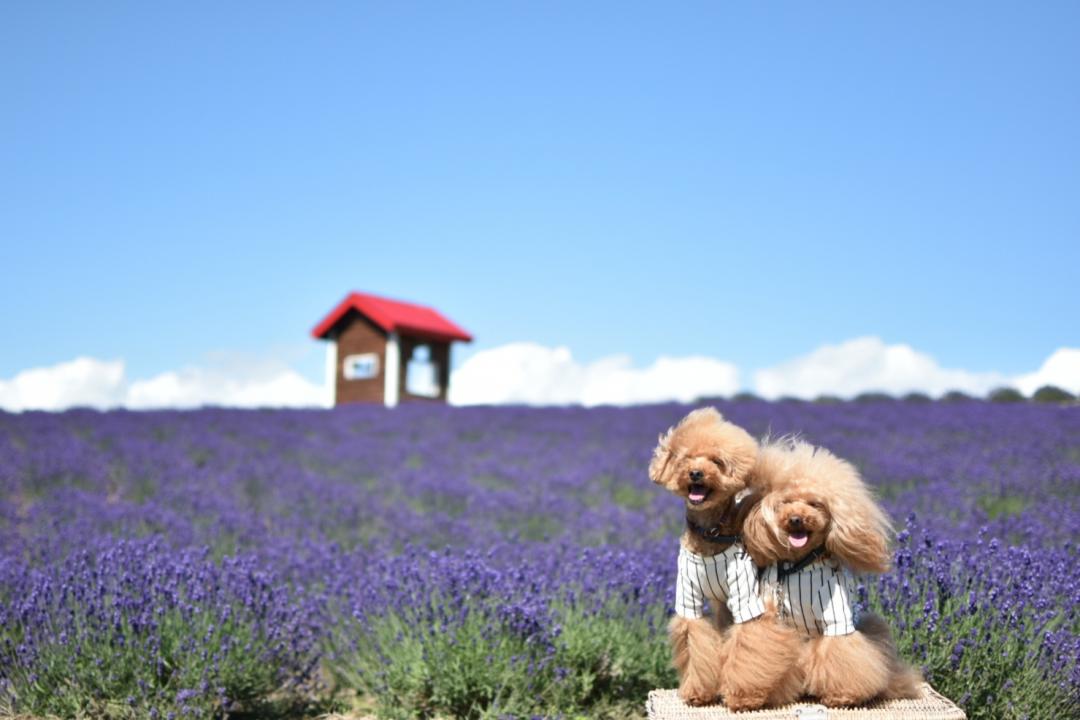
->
775;545;826;582
685;516;741;545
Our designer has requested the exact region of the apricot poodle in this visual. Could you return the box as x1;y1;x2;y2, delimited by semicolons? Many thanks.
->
742;439;922;706
649;408;802;709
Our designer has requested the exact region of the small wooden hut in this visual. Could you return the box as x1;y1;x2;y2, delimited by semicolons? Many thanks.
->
311;291;472;407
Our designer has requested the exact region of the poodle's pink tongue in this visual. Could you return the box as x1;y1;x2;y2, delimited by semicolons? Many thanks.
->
789;532;809;548
688;490;707;503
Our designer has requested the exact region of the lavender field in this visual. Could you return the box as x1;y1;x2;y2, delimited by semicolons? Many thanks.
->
1;401;1077;719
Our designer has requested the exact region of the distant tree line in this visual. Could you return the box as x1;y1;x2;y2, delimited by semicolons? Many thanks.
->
721;386;1077;404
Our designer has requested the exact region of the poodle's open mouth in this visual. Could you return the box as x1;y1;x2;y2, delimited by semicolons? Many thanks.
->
787;530;810;549
687;483;711;505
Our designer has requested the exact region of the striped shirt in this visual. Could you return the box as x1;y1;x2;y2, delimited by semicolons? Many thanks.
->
674;544;766;623
759;557;858;637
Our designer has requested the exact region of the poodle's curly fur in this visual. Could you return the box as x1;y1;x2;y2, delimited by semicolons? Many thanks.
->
741;439;922;707
649;408;803;709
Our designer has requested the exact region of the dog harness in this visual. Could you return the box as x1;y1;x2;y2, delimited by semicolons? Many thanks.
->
759;555;858;637
674;544;766;623
685;517;740;545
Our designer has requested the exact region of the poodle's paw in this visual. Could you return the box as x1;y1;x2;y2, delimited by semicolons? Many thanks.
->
765;675;804;707
678;682;719;707
722;689;770;712
818;691;873;708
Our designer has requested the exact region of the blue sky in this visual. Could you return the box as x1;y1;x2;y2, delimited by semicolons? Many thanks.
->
2;2;1078;407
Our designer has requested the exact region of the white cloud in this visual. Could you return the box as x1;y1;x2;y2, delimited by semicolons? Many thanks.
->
1013;348;1080;395
4;341;1077;411
127;366;324;409
0;356;324;412
0;357;128;411
752;337;1009;400
448;342;740;406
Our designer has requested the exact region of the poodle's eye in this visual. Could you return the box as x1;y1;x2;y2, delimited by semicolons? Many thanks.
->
808;500;825;510
712;458;727;473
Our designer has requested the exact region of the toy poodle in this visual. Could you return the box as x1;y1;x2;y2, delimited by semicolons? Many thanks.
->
649;408;803;709
741;439;922;706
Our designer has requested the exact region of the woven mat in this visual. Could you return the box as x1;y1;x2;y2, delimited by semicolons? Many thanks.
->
646;683;966;720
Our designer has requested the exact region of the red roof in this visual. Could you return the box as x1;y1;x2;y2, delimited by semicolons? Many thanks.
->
311;291;473;343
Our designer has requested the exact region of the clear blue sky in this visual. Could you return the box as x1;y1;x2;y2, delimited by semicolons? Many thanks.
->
3;1;1078;385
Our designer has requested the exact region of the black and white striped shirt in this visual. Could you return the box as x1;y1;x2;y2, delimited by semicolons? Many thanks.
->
674;544;766;623
759;557;857;637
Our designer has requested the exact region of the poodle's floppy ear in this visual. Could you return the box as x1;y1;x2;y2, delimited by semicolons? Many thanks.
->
648;426;675;488
820;454;893;573
740;496;781;568
825;514;891;574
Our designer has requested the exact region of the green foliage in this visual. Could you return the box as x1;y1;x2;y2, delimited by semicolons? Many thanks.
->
343;609;537;719
544;599;674;713
325;572;1077;720
942;390;975;402
854;392;895;403
1032;385;1076;404
611;482;653;510
731;392;762;402
812;394;844;404
323;594;672;719
988;387;1026;403
902;392;933;403
4;601;305;719
977;493;1029;519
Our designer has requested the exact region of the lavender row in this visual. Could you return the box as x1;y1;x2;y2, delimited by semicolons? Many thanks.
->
1;400;1077;717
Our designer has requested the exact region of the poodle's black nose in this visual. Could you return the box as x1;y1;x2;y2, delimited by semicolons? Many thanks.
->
788;516;804;529
689;469;704;482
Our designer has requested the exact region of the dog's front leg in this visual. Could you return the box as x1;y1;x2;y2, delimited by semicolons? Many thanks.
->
668;615;724;706
718;612;803;711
